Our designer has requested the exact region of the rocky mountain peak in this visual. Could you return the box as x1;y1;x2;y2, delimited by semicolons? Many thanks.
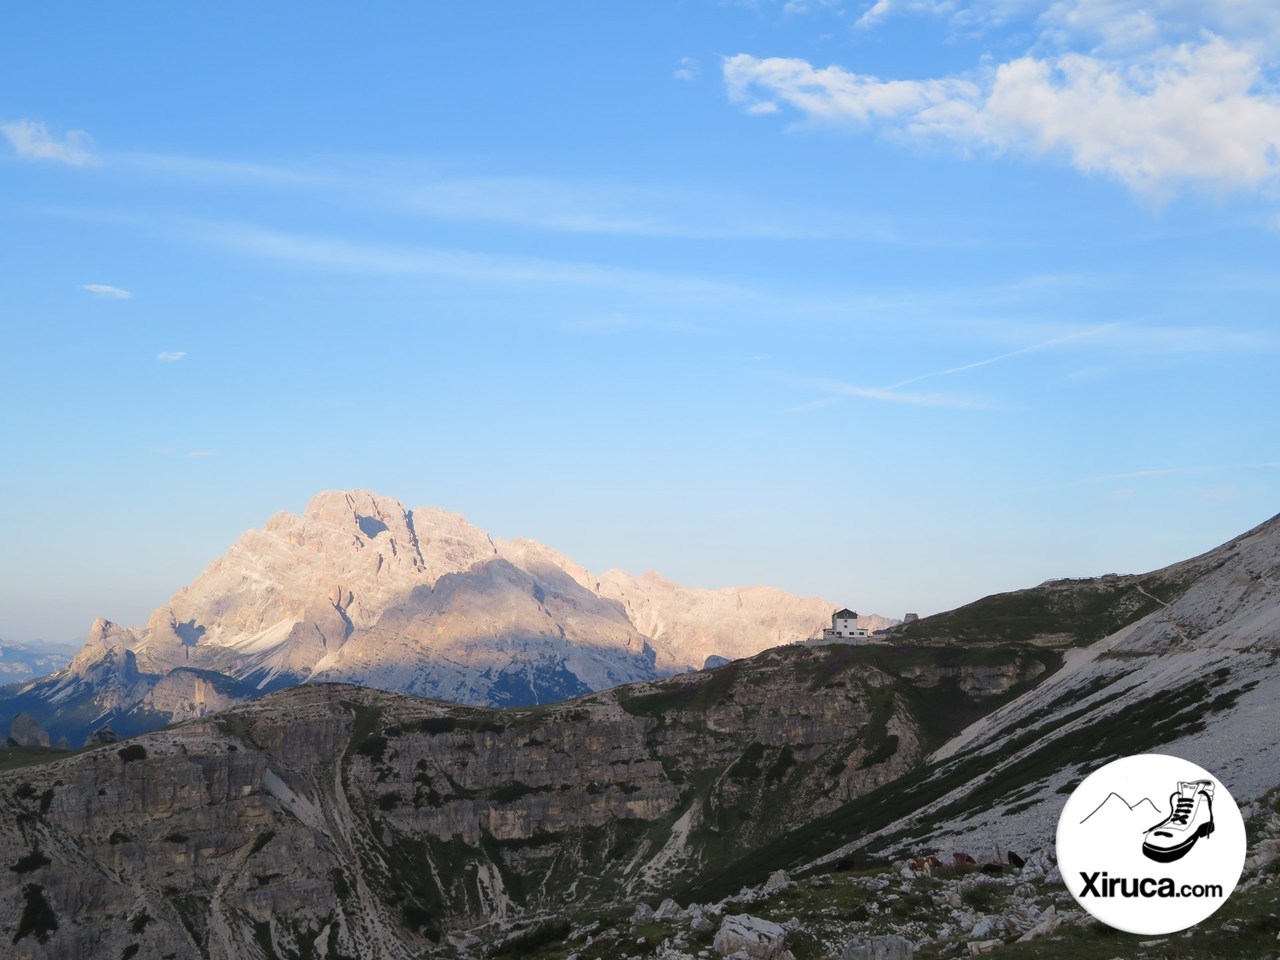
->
85;617;127;648
7;490;859;744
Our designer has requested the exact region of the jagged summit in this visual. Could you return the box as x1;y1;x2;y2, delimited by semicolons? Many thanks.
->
5;490;865;744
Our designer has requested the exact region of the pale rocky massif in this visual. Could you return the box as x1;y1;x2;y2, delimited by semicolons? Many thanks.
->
2;491;889;746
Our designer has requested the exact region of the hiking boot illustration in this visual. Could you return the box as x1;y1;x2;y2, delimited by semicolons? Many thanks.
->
1143;780;1215;863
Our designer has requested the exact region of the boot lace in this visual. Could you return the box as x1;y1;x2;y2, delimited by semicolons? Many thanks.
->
1169;796;1195;825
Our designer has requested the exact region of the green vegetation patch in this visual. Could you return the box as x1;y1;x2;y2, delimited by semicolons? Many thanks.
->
249;829;276;856
9;850;51;874
728;742;767;781
892;566;1209;648
127;910;152;935
117;744;147;763
491;919;572;960
0;746;70;772
489;781;548;803
13;882;58;945
619;661;742;718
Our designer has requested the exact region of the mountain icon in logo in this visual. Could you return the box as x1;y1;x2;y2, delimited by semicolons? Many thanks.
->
1080;792;1162;826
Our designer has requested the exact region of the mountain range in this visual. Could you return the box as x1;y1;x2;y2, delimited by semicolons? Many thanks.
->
1;490;892;747
0;506;1276;959
0;640;75;688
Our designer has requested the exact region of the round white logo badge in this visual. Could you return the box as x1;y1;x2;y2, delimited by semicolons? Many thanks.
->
1056;754;1245;935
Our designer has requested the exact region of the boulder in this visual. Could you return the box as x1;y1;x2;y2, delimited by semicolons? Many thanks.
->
842;933;914;959
714;914;794;960
655;898;684;920
1014;906;1059;942
762;869;792;896
970;916;1005;940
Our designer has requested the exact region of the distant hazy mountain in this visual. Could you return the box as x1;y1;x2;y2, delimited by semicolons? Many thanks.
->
0;638;76;686
2;490;884;745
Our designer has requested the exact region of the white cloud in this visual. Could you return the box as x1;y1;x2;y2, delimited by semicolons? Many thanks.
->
187;451;216;458
80;283;132;299
724;54;980;125
157;351;186;362
2;120;95;166
1037;0;1280;52
724;36;1280;196
855;0;1280;47
675;57;700;82
855;0;956;29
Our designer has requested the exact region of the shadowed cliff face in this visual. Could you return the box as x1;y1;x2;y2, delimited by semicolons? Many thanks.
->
0;642;1048;959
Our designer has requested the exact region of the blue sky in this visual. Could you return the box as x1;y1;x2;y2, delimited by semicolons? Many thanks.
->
2;1;1278;644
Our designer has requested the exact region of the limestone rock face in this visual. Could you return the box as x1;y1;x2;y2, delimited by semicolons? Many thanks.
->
7;490;872;744
0;640;1017;959
8;712;49;747
499;538;892;673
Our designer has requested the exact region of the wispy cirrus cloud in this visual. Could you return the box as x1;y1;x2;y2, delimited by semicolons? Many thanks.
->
184;219;752;302
88;149;940;242
156;351;186;362
788;319;1183;412
2;120;96;166
1080;461;1280;484
888;322;1126;389
793;376;987;409
80;283;132;299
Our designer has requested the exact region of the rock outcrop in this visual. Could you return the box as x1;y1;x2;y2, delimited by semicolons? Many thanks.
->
0;638;1040;959
800;511;1280;876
